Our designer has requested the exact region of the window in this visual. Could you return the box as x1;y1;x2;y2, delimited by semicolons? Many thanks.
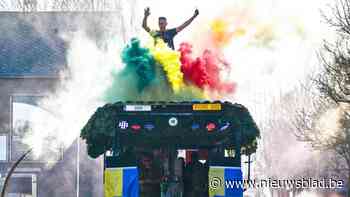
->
0;135;7;161
11;95;63;162
7;174;37;197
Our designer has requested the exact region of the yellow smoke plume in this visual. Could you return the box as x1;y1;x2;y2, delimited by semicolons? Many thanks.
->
210;18;246;47
149;39;184;93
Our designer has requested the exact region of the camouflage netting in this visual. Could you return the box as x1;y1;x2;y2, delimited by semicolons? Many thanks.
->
81;102;260;158
81;104;119;158
233;104;260;155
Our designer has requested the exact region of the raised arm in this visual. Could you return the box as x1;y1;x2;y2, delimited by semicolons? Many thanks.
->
176;9;199;33
142;7;151;32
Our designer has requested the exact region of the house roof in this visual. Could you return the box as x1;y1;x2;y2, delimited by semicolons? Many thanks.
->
0;13;66;77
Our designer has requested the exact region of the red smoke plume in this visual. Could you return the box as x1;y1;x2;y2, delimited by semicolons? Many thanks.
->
179;42;235;94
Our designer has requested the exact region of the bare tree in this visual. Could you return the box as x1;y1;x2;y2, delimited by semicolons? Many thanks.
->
294;0;350;194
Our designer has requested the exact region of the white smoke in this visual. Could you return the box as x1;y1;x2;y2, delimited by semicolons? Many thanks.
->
24;32;114;159
20;11;134;162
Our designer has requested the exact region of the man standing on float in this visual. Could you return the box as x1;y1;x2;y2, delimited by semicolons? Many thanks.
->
142;7;199;50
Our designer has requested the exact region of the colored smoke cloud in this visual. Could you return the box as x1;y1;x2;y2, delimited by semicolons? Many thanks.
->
104;36;236;101
179;42;236;94
120;37;156;92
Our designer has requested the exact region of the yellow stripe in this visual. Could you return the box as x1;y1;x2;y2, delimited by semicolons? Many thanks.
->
209;167;225;197
104;168;123;197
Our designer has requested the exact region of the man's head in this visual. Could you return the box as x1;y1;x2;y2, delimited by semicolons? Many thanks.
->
158;17;167;31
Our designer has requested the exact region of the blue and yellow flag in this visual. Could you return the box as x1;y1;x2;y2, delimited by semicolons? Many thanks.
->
104;167;139;197
208;166;243;197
